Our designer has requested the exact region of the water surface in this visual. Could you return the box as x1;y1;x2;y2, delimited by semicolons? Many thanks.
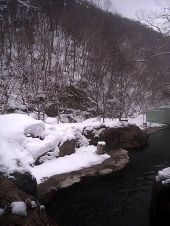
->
47;128;170;226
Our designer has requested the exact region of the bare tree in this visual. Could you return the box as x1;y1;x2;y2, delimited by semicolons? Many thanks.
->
136;0;170;61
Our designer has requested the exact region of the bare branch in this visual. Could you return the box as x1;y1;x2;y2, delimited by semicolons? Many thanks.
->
137;52;170;62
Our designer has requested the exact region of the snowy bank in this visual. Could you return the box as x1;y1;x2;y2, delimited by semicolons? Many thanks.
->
0;114;110;184
0;113;164;184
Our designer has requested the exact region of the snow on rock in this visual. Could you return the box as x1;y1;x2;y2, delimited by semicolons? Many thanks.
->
10;201;27;216
75;130;89;147
25;199;37;209
98;141;106;145
36;146;60;164
0;208;5;216
40;205;45;210
58;127;75;146
31;145;109;184
156;167;170;185
30;200;37;208
24;121;45;138
0;114;68;172
94;128;106;138
0;114;110;183
0;114;36;136
0;114;36;173
45;117;58;124
0;113;163;185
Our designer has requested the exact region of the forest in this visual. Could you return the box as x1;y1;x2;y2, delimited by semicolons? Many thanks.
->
0;0;170;120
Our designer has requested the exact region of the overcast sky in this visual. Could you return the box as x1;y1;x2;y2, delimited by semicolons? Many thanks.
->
110;0;158;19
91;0;169;20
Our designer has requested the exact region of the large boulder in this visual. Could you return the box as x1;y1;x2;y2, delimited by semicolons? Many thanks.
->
83;125;106;146
45;104;58;117
35;139;77;166
0;175;57;226
75;131;89;148
59;139;76;157
35;148;59;166
10;172;37;198
83;124;148;149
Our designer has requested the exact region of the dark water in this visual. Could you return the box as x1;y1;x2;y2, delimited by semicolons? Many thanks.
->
47;128;170;226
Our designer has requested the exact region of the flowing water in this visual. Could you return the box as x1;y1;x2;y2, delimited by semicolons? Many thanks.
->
47;128;170;226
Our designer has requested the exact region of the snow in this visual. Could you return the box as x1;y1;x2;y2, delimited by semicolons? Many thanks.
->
156;167;170;186
45;117;58;124
24;121;45;138
10;201;27;216
30;201;37;208
0;113;165;185
0;208;5;217
31;145;109;184
40;205;45;210
98;141;106;145
25;199;37;208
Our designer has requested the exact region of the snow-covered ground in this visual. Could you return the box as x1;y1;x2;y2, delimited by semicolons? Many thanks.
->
0;113;165;184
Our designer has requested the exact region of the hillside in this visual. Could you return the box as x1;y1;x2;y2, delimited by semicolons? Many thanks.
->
0;0;170;121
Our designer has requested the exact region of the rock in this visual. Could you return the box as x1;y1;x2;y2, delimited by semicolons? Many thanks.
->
45;104;58;117
83;125;106;145
36;138;76;165
59;139;76;157
10;172;37;197
37;187;58;206
83;124;148;149
75;131;89;148
35;148;59;166
149;177;170;226
0;175;57;226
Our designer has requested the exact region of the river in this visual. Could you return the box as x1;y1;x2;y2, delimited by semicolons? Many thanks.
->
47;128;170;226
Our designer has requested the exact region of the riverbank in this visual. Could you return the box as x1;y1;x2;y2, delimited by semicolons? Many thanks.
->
144;125;169;134
37;123;149;205
37;148;129;205
46;128;170;226
37;124;149;205
0;113;164;207
38;125;169;205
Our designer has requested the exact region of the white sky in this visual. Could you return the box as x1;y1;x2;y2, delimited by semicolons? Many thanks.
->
91;0;169;20
110;0;158;19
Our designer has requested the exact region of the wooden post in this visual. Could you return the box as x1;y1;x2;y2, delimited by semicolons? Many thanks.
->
96;141;106;155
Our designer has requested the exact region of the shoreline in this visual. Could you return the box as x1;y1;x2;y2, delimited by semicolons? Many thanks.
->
143;125;169;134
37;148;129;205
37;125;169;205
